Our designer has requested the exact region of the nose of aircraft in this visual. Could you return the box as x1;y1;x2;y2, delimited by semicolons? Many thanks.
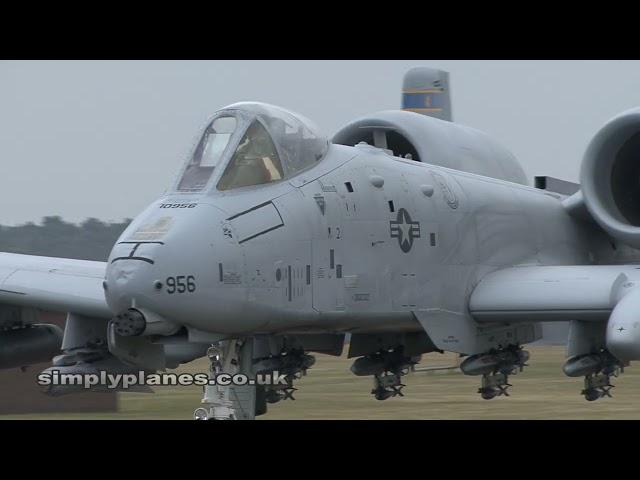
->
103;201;237;330
104;241;161;315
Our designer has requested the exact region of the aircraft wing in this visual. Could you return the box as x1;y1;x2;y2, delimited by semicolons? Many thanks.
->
469;265;640;323
0;252;110;319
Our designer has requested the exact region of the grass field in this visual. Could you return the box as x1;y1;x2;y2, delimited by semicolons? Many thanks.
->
2;345;640;419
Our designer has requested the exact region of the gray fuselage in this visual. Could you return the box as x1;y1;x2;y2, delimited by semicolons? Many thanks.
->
104;142;620;338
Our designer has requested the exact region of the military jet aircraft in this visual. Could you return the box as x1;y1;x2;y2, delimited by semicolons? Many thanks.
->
2;66;640;419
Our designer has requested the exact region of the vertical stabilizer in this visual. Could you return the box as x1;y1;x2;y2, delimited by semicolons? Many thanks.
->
402;67;453;122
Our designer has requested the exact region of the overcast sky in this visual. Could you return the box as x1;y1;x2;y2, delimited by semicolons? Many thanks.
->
1;60;640;225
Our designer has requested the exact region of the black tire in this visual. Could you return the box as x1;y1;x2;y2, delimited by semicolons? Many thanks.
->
255;385;268;416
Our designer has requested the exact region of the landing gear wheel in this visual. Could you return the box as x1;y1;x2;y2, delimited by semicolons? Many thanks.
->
194;407;212;420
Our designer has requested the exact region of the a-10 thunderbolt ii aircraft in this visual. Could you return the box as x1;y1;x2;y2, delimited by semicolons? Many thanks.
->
2;66;640;419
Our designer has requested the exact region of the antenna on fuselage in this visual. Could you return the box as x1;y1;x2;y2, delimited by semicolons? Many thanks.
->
401;67;453;122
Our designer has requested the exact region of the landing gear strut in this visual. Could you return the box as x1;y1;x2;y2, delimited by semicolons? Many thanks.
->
194;339;262;420
194;340;241;420
460;345;529;400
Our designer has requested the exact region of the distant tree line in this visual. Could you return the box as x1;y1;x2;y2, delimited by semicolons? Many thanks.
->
0;217;131;261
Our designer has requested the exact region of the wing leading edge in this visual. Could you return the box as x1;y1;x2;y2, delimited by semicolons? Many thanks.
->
469;265;640;323
0;252;110;319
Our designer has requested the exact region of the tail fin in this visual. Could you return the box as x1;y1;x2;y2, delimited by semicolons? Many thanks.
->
401;67;453;122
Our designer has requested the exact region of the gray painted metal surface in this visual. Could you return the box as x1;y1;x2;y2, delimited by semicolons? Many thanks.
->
3;71;640;414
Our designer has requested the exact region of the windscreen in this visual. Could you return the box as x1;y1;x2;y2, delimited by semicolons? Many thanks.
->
176;103;329;194
217;120;284;190
177;116;237;192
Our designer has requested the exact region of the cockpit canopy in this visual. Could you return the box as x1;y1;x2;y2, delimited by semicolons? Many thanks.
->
177;102;329;193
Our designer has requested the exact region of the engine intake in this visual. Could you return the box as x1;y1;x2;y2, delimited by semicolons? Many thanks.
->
581;108;640;248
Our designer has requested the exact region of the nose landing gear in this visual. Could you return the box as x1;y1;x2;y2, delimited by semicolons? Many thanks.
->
194;339;258;420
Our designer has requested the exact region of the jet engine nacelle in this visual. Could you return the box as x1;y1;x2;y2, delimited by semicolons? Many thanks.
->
606;286;640;360
332;110;528;185
580;108;640;248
